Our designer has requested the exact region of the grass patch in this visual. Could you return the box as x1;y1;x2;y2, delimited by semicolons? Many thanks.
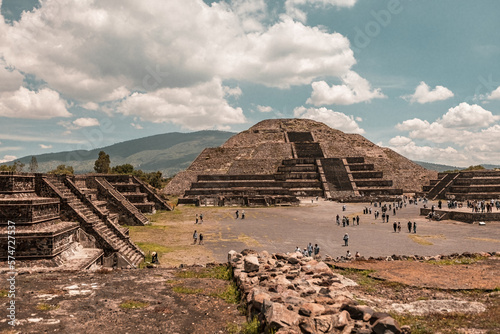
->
36;303;60;311
226;317;260;334
0;289;8;298
175;265;233;280
172;286;203;294
427;256;485;266
119;300;149;309
210;282;240;304
338;268;378;293
409;235;434;246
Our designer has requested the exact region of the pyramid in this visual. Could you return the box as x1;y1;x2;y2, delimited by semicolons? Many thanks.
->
165;119;436;204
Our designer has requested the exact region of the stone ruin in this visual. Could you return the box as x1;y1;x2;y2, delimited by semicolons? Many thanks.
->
166;119;436;206
228;249;406;334
0;172;171;269
423;170;500;201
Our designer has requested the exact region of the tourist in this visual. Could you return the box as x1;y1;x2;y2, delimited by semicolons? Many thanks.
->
397;222;401;233
386;214;389;223
393;221;397;232
303;248;308;256
355;251;360;259
200;213;203;224
346;250;352;259
199;233;204;245
241;210;245;219
413;222;417;233
195;214;199;224
307;243;313;257
193;230;198;244
407;221;412;233
314;244;320;256
235;210;239;219
342;205;346;211
151;252;159;264
336;214;340;225
343;233;349;246
295;246;301;253
356;215;360;225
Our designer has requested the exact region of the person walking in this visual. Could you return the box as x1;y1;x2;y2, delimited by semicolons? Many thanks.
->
413;222;417;233
241;210;245;219
195;214;199;224
407;221;412;233
199;233;204;245
193;230;198;244
397;222;401;233
343;233;349;246
393;221;397;232
235;210;239;219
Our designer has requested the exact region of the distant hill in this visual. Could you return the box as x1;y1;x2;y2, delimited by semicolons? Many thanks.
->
413;161;464;172
414;161;500;172
12;131;235;177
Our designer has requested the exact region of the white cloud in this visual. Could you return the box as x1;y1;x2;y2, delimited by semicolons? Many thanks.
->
1;0;357;103
307;71;386;106
403;81;454;104
285;0;358;22
386;137;463;165
257;105;273;113
0;133;84;144
73;118;100;128
131;123;143;130
441;103;499;128
117;79;246;130
0;155;17;163
0;65;24;92
487;86;500;100
293;106;364;134
0;87;71;119
40;144;53;149
81;102;99;110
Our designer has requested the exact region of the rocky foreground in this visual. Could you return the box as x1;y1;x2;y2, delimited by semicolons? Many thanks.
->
229;249;406;334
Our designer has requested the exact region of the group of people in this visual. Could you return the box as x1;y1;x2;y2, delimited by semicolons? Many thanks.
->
392;221;417;233
192;230;204;245
235;210;245;219
295;243;320;257
336;214;360;227
194;213;204;224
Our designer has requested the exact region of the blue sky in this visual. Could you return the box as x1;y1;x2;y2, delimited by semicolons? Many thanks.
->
1;0;500;167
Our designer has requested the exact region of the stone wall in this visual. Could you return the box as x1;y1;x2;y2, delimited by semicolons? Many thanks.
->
228;249;403;334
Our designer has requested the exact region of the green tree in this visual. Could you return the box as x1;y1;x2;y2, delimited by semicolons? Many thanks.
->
111;163;134;174
48;164;74;175
94;151;111;174
29;156;39;173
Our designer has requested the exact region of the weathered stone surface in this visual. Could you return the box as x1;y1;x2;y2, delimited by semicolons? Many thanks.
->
243;255;260;272
372;316;401;334
298;303;325;317
265;302;300;330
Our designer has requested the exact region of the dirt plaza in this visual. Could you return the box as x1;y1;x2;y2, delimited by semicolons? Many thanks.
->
180;199;500;264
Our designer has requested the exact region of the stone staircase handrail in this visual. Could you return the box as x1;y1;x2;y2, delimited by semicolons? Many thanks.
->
64;178;139;252
131;176;172;210
94;177;149;225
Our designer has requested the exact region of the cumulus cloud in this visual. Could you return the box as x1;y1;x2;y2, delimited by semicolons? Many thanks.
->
307;71;386;106
40;144;53;149
131;123;143;130
257;105;273;113
0;155;17;163
72;118;100;128
403;81;454;104
394;103;500;165
1;0;357;103
117;79;246;130
0;65;24;92
487;86;500;100
386;137;464;165
441;103;499;128
0;87;71;119
293;106;364;134
81;102;99;110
